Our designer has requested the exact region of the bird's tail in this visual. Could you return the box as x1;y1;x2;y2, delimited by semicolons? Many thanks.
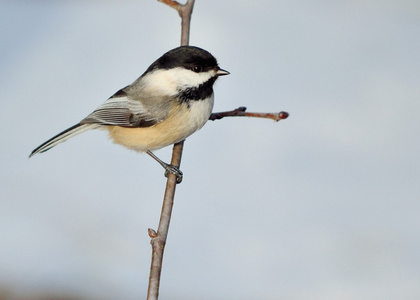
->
29;123;99;157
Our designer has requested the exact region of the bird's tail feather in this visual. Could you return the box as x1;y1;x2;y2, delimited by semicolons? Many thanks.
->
29;123;99;157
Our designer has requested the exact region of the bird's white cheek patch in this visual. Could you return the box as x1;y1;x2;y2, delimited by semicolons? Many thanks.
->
161;68;214;86
140;68;215;97
139;69;179;96
174;68;214;88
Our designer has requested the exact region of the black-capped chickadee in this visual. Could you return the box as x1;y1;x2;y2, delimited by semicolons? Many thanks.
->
30;46;229;183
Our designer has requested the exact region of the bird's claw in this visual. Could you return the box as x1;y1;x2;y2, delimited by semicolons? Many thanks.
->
164;165;183;184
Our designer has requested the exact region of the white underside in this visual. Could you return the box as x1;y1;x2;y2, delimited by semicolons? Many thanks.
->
107;94;214;152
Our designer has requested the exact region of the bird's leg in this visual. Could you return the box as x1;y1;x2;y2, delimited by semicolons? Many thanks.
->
146;150;183;184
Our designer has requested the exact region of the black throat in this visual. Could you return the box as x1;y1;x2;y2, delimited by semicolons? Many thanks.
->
177;77;216;103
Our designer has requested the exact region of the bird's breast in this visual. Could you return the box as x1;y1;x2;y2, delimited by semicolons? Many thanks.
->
107;94;214;152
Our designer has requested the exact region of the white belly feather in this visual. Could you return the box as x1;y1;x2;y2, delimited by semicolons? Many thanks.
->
107;94;214;152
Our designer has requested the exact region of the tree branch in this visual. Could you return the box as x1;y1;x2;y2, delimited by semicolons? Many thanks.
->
147;143;183;300
147;1;194;300
178;0;194;46
210;107;289;122
157;0;194;46
147;1;288;299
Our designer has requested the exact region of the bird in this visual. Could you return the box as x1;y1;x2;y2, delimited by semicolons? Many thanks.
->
30;46;229;183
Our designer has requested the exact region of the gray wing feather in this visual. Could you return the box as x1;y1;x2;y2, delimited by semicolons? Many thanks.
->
81;94;169;128
30;123;99;157
30;83;172;157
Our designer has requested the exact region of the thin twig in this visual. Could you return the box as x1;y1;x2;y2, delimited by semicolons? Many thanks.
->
209;107;289;122
179;0;195;46
157;0;181;11
157;0;194;45
147;1;195;300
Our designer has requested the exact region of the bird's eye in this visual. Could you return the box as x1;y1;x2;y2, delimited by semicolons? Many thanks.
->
192;65;202;73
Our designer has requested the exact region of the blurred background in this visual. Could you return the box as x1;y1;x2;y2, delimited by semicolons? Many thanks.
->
1;1;419;299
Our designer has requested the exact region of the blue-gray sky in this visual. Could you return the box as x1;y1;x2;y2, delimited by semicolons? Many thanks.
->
1;1;419;299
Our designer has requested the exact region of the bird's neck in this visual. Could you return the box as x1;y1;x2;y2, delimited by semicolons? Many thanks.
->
177;77;216;103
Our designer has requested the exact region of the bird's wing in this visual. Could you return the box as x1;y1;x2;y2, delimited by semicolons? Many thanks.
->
29;123;100;157
81;89;170;128
30;87;173;157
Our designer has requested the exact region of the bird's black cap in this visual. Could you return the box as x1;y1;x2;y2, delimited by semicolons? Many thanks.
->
144;46;219;74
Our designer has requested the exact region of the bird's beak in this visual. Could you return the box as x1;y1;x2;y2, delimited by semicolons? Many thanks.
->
216;68;230;76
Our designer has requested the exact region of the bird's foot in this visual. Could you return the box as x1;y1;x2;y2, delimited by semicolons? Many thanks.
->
164;164;183;184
